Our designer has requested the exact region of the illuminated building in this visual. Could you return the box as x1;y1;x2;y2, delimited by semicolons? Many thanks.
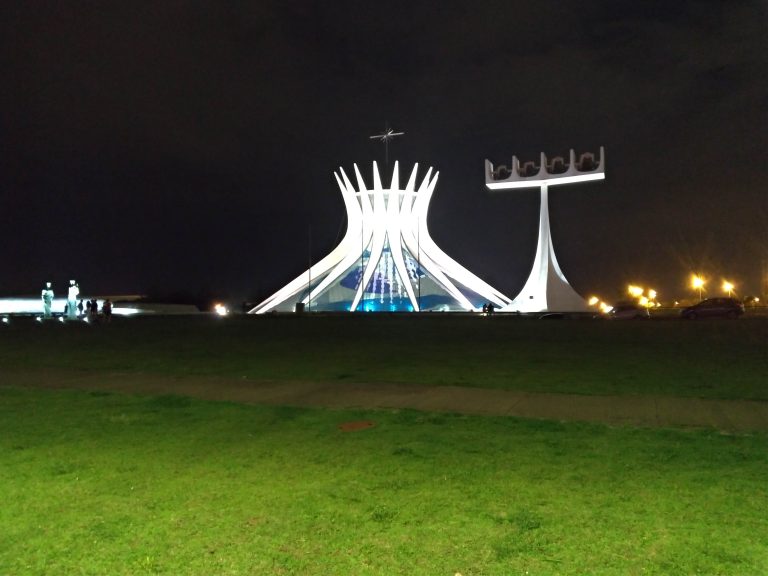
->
485;147;605;312
250;162;512;313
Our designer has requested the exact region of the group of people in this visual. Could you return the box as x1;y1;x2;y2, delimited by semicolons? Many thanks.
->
481;303;495;315
70;298;112;320
40;279;112;321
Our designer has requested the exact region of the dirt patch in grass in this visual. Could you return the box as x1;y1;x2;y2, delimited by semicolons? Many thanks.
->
1;367;768;432
338;420;376;432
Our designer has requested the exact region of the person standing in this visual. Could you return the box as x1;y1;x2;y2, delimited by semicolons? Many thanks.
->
102;299;112;322
67;280;79;319
41;282;54;318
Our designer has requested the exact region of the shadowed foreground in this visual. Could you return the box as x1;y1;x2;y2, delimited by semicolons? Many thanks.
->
1;314;766;401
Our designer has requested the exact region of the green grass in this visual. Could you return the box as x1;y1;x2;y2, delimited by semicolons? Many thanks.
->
1;315;766;399
1;386;766;575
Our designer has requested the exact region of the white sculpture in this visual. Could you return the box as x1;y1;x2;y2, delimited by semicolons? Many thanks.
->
485;148;605;312
41;282;54;318
67;280;79;319
250;161;512;313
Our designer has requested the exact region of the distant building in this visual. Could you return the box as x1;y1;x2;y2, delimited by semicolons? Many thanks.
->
762;259;768;297
250;162;512;313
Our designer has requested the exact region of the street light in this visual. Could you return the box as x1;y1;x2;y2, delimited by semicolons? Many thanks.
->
627;285;644;298
722;280;734;298
599;302;613;314
691;274;705;301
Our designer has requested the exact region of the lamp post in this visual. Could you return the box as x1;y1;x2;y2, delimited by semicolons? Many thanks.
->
627;285;643;299
722;280;734;298
691;275;705;301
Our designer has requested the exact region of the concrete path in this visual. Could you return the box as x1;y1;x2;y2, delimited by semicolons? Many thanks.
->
2;368;767;432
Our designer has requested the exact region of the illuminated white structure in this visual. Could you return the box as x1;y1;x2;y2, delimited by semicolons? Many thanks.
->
41;282;54;317
485;147;605;312
67;280;80;319
251;161;512;313
0;298;140;316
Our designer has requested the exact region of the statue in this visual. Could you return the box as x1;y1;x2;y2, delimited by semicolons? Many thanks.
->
67;280;80;319
41;282;54;318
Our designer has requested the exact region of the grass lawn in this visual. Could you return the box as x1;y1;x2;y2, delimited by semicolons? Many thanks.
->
1;386;766;575
1;315;766;399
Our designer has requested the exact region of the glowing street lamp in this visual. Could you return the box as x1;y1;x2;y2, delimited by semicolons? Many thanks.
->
648;289;657;301
722;280;734;298
627;285;644;299
691;275;705;301
599;302;613;314
588;296;599;306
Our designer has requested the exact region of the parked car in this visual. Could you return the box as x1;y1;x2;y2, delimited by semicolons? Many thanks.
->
608;303;650;320
680;298;744;319
538;312;566;320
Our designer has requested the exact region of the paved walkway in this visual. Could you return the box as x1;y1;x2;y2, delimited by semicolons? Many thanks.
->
2;369;767;432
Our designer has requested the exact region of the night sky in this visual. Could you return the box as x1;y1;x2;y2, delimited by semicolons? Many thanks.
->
2;1;766;303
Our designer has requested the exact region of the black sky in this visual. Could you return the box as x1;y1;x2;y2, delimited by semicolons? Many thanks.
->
1;1;766;302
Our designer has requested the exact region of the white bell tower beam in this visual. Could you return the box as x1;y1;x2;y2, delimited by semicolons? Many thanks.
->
485;147;605;312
